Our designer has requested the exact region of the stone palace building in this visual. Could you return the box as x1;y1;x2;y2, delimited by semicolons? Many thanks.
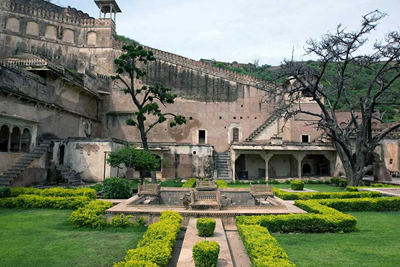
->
0;0;399;186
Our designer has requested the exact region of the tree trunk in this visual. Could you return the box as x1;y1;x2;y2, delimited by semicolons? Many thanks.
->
139;120;157;184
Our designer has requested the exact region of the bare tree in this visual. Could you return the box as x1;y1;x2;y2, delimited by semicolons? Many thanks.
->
266;11;400;186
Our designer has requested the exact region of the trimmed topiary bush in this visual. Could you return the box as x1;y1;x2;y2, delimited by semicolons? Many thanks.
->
103;177;132;199
0;187;10;198
197;218;216;237
290;180;305;190
192;241;220;267
111;214;134;228
69;200;113;229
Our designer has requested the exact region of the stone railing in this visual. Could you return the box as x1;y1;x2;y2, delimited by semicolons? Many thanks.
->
112;40;270;88
250;184;274;197
138;183;161;196
0;61;46;84
196;180;217;191
3;0;95;27
190;190;221;210
6;58;65;75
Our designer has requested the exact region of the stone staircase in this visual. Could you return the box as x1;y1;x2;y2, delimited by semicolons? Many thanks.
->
215;151;232;181
56;165;82;185
0;140;52;187
246;110;284;142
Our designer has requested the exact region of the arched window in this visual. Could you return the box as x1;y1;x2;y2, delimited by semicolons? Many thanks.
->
302;163;311;175
0;125;10;152
10;127;21;152
21;129;31;152
154;155;162;172
59;144;65;165
232;128;239;142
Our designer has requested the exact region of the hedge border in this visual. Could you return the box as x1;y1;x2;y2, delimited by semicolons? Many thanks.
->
10;187;97;200
0;194;91;209
273;188;381;200
115;211;182;267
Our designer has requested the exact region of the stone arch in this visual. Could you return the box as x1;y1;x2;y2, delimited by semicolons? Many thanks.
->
26;21;39;36
302;163;311;175
45;25;57;40
10;126;21;152
0;125;10;152
21;128;31;152
62;29;74;43
6;17;20;32
153;154;162;172
87;31;97;46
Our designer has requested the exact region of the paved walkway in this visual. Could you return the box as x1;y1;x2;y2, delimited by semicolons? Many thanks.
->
225;228;252;267
177;218;233;267
359;187;400;197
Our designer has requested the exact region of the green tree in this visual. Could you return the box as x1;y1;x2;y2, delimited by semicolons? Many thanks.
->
111;44;186;183
107;147;160;185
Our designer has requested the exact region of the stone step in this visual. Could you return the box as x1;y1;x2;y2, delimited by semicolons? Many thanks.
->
5;170;21;175
9;166;26;171
0;180;12;186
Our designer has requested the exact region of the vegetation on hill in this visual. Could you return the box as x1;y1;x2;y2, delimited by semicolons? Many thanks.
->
115;35;140;45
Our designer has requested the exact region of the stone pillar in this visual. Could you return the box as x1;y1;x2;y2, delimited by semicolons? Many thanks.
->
296;153;306;180
109;5;113;19
99;4;102;18
261;153;274;182
18;133;22;152
7;127;11;152
231;152;242;182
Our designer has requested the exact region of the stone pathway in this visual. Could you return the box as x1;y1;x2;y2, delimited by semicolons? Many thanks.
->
359;187;400;197
225;225;252;267
177;218;233;267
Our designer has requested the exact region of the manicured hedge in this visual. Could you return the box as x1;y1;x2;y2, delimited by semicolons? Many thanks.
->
237;200;357;233
197;218;216;237
216;180;228;188
182;178;197;188
237;224;296;267
115;211;182;267
273;188;381;200
0;194;91;209
114;261;157;267
0;187;10;198
315;197;400;212
193;241;220;267
69;200;114;229
347;184;400;192
10;187;97;199
290;180;304;190
330;177;348;187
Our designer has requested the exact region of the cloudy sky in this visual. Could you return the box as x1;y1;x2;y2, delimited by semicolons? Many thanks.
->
57;0;399;66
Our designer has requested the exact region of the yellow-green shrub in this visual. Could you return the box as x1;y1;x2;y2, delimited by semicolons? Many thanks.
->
182;178;197;188
114;260;158;267
216;180;228;188
116;211;182;267
10;187;97;199
111;214;134;228
69;200;113;229
0;195;90;209
273;188;381;200
237;224;296;267
290;180;304;190
192;241;220;267
314;197;400;212
196;218;216;237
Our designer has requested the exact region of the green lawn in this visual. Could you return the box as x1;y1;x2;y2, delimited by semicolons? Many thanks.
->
0;208;146;267
273;212;400;267
227;183;345;192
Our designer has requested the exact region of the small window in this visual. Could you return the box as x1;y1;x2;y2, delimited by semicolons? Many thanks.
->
241;105;244;108
193;151;197;155
233;116;236;119
199;130;206;144
232;128;239;142
240;117;243;119
219;116;222;119
390;159;393;164
190;117;193;120
302;135;310;143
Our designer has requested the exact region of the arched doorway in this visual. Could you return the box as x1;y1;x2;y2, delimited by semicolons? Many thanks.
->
154;155;162;172
0;125;9;152
302;163;312;175
10;127;21;152
59;144;65;165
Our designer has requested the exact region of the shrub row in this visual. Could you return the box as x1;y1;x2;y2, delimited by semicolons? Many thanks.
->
330;177;348;187
10;187;97;199
69;200;114;229
182;178;197;188
273;188;381;200
237;200;357;233
0;187;10;198
347;184;400;192
237;224;296;267
315;197;400;212
216;180;228;188
193;241;220;267
102;177;132;199
229;179;331;185
0;194;91;209
115;211;182;267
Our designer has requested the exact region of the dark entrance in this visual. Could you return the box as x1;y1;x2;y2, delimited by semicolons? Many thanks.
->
59;145;65;165
302;163;311;175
